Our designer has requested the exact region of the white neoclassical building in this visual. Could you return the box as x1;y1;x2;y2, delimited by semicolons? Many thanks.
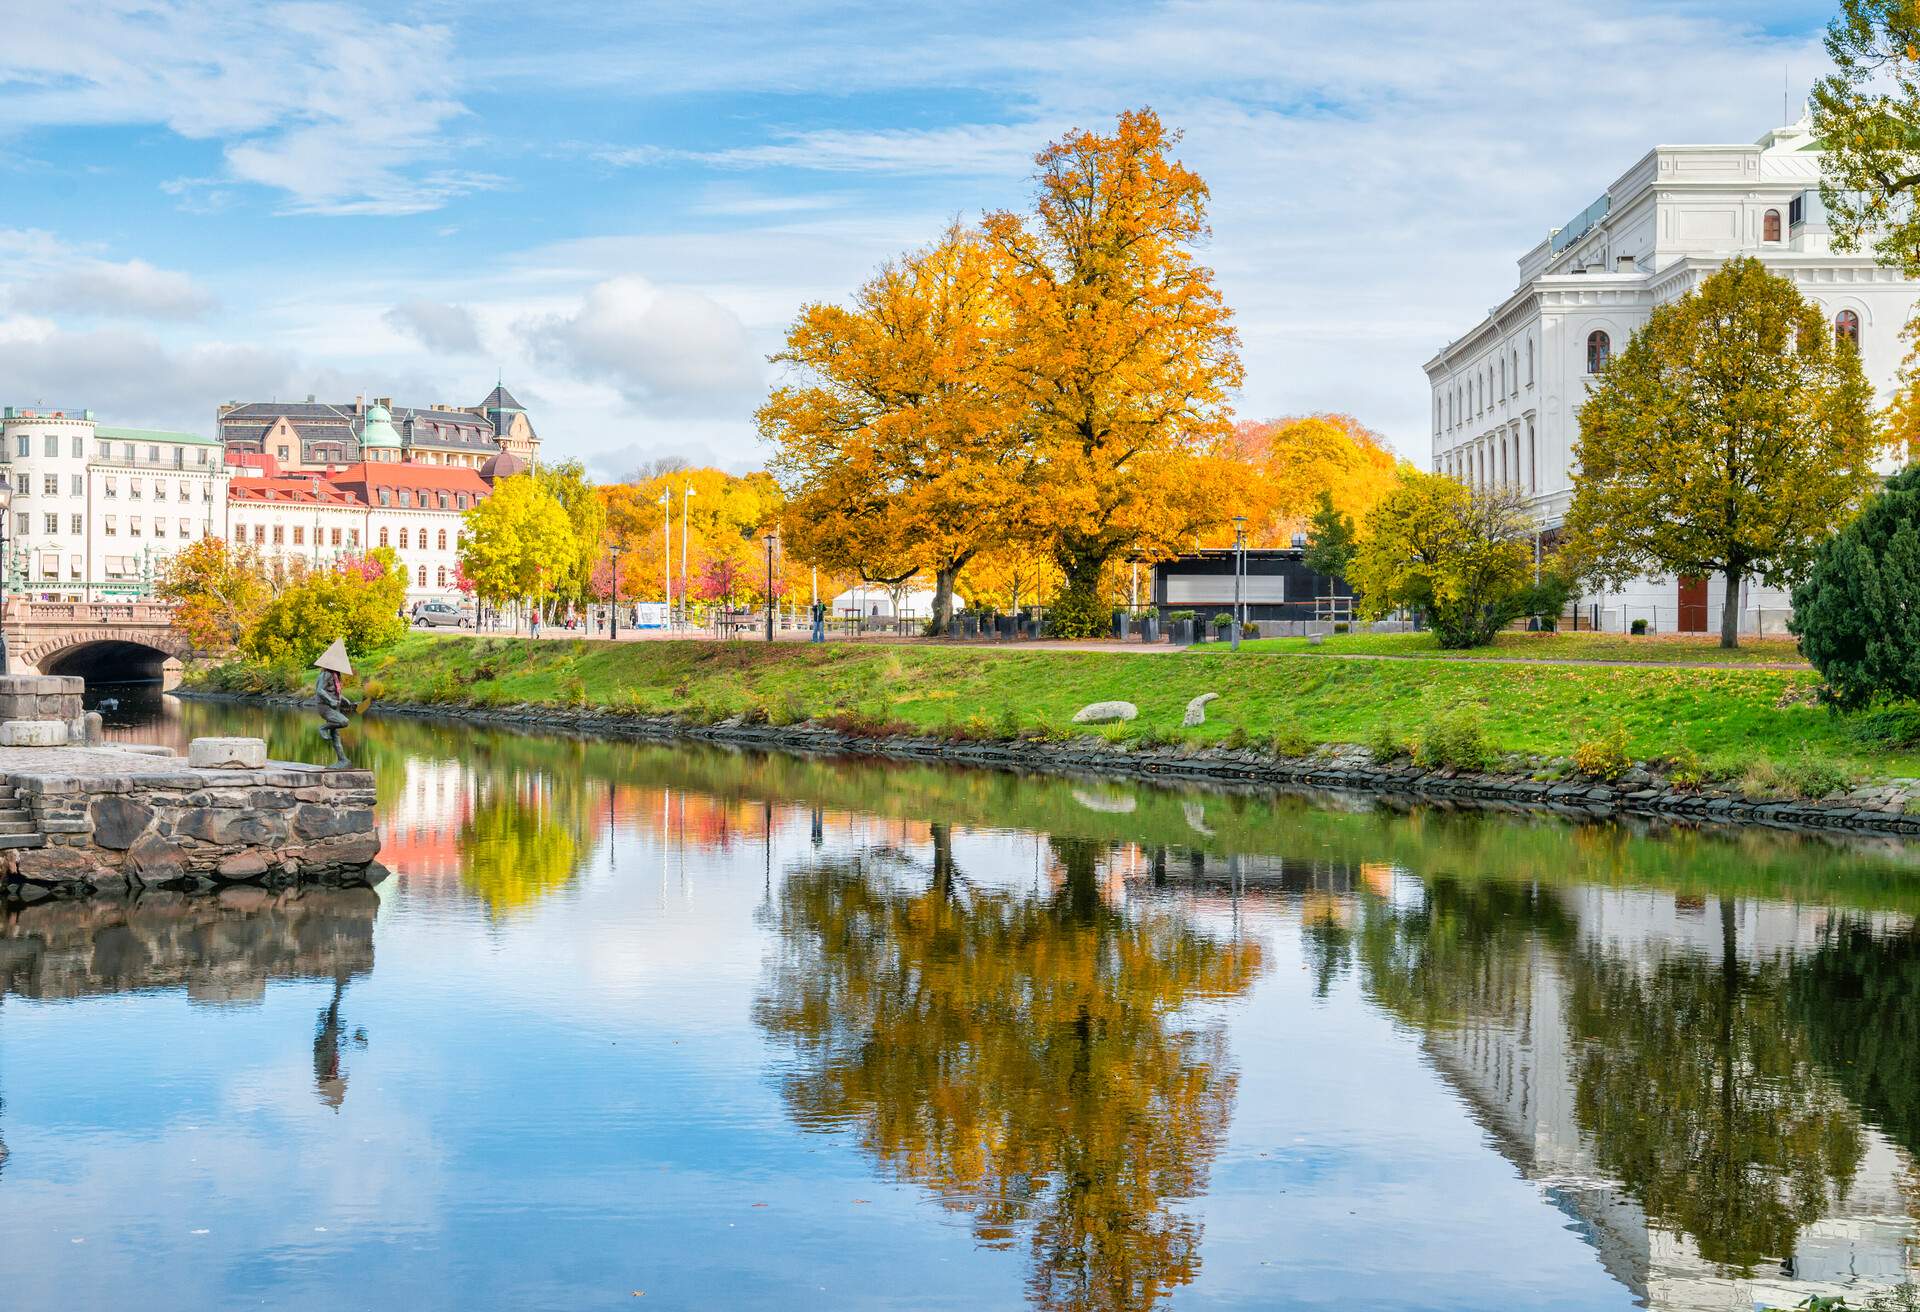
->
1425;113;1916;634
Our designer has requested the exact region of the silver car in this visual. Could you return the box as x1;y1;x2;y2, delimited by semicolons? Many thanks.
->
412;601;473;629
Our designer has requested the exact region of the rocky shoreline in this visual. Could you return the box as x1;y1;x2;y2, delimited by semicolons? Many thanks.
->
178;688;1920;841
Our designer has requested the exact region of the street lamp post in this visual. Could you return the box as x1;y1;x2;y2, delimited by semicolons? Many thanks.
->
763;531;776;643
1231;515;1246;652
609;546;622;641
681;483;697;628
0;483;12;674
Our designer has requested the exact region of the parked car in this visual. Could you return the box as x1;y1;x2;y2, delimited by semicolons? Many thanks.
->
412;601;472;629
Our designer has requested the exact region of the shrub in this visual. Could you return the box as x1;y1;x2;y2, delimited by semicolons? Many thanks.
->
1212;612;1233;627
1655;745;1706;789
1572;724;1632;781
1366;717;1402;762
1224;725;1250;750
1742;749;1853;800
1243;622;1260;639
1792;463;1920;709
996;705;1022;739
1629;618;1648;635
241;547;408;667
1412;709;1494;771
1167;610;1198;623
1270;721;1312;758
1332;621;1351;634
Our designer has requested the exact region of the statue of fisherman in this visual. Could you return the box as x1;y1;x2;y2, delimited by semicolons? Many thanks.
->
313;639;357;768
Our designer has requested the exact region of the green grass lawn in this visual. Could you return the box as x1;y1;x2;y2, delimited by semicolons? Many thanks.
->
1220;629;1809;666
191;633;1920;786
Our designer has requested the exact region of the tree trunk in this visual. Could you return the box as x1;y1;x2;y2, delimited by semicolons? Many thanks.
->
931;564;959;636
1719;566;1743;650
1050;542;1113;639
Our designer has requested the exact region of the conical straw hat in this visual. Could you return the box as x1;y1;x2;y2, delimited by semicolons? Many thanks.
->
312;638;353;675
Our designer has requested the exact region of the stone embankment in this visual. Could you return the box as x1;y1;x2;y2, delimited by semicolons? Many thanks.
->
184;690;1920;840
0;741;380;906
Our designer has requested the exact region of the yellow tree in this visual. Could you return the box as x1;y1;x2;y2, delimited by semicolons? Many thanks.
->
761;224;1031;634
158;536;272;653
1223;413;1402;547
984;109;1245;637
458;473;580;621
1564;257;1880;648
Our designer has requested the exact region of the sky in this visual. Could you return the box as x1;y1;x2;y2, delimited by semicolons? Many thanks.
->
0;0;1841;477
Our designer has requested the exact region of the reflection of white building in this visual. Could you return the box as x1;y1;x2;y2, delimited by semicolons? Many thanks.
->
1425;113;1914;635
1419;883;1919;1310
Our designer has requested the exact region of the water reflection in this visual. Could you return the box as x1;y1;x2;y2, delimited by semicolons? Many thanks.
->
5;691;1917;1308
756;828;1263;1310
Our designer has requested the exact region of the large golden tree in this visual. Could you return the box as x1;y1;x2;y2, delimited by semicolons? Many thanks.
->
1564;257;1880;649
759;224;1031;633
984;109;1244;636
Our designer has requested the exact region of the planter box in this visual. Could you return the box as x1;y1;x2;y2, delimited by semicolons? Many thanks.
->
960;617;978;639
1173;620;1195;646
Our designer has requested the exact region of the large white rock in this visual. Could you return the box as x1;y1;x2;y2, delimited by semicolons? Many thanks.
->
0;719;69;747
1071;701;1138;724
1182;693;1219;727
189;737;268;769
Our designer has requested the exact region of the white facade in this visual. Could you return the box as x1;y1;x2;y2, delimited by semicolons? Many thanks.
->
0;409;230;599
1424;114;1915;634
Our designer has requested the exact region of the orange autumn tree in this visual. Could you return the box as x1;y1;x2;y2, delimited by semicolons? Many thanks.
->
985;108;1244;636
1222;413;1402;547
760;224;1032;634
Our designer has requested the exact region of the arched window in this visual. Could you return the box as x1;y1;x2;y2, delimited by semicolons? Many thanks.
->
399;527;410;550
437;566;447;588
379;527;389;548
1836;309;1861;348
1586;330;1611;373
1510;349;1519;394
1499;356;1506;396
1763;209;1781;242
417;565;427;587
437;528;448;550
1527;339;1534;384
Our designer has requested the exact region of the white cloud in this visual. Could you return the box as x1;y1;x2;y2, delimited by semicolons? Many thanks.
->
0;319;296;430
0;0;492;215
598;122;1048;176
11;257;215;320
521;276;766;413
384;301;484;355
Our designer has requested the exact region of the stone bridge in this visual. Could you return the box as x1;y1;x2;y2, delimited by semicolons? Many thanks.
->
0;601;191;685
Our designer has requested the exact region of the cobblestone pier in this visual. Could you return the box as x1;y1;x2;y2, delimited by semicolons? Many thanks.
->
0;741;381;905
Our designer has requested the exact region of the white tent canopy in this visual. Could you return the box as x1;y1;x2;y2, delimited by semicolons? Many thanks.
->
828;586;963;619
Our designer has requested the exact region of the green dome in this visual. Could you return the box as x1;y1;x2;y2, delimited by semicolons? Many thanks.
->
359;402;401;450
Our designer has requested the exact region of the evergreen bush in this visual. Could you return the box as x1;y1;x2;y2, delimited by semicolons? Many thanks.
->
1792;464;1920;709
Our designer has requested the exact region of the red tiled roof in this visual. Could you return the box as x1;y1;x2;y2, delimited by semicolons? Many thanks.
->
330;462;491;495
228;473;363;506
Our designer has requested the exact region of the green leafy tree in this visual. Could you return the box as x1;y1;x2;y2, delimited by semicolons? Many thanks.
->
1347;472;1536;648
1564;257;1880;649
1791;463;1920;708
1301;489;1357;581
241;547;408;666
1812;0;1920;276
458;473;580;621
533;460;608;616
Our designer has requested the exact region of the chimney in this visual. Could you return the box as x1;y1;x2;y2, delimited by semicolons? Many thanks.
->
1615;254;1636;272
376;397;392;410
355;394;365;414
306;393;316;403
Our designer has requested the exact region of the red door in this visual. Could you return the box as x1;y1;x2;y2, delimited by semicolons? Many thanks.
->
1677;576;1708;633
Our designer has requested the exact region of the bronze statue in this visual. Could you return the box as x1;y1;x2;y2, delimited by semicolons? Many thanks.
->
313;639;356;768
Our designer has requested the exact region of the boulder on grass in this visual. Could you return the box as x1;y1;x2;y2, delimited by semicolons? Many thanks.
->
1182;693;1219;727
1071;701;1138;724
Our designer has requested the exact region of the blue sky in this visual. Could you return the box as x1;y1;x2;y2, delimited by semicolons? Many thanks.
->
0;0;1840;475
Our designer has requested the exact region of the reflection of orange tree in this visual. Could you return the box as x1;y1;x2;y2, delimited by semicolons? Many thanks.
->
755;832;1263;1310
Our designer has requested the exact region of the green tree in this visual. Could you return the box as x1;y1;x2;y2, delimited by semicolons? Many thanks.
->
533;460;608;616
1791;463;1920;708
1300;489;1357;581
1565;257;1880;648
458;473;580;622
241;547;408;666
1347;472;1536;648
1812;0;1920;276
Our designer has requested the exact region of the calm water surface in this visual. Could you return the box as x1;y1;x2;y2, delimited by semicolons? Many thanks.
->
2;688;1919;1310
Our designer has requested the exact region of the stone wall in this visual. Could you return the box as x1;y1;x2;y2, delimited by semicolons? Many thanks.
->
0;674;82;725
4;764;379;898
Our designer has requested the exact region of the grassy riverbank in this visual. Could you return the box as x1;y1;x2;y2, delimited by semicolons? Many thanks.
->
1223;630;1810;665
189;632;1920;789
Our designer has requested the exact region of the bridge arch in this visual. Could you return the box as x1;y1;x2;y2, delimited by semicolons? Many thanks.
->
19;628;192;685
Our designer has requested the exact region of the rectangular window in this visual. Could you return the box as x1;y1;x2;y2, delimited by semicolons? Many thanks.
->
38;552;56;578
400;489;413;507
97;440;111;460
172;448;183;469
154;520;167;538
147;445;159;464
70;474;82;496
68;554;81;580
43;514;57;534
104;478;116;498
13;473;25;495
293;526;304;545
379;489;391;507
121;443;133;462
15;436;27;457
272;525;283;545
330;527;341;546
254;525;265;545
277;445;290;461
129;517;142;537
197;449;209;466
42;475;56;496
104;516;116;536
69;515;81;535
179;518;191;537
13;513;25;535
177;484;189;502
152;480;164;499
130;482;141;500
349;528;360;547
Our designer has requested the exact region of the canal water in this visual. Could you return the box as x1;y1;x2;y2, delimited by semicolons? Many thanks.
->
3;691;1919;1311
